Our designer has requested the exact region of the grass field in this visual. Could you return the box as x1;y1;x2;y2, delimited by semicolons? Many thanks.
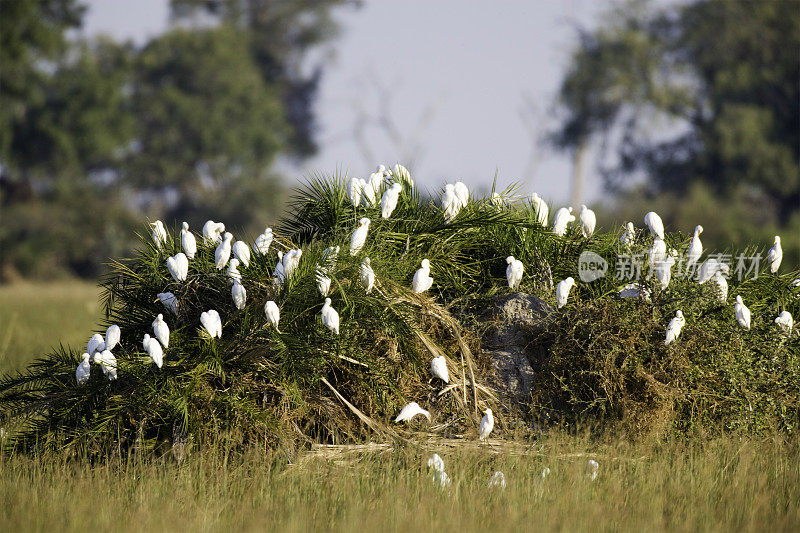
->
1;282;798;532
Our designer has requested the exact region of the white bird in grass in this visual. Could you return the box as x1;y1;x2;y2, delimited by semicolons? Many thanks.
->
687;225;703;267
644;211;665;240
552;207;575;237
315;266;332;297
359;257;375;294
368;167;385;197
272;251;286;285
585;459;599;481
95;350;117;381
454;181;469;209
698;258;729;284
181;222;196;259
231;279;246;310
441;184;461;224
76;353;91;385
227;258;242;284
711;270;728;303
432;470;451;488
321;298;340;335
157;292;178;315
412;259;434;294
620;222;635;248
105;324;121;352
428;453;445;473
734;295;751;330
430;355;449;383
215;232;233;269
200;310;222;339
648;236;667;267
282;249;303;280
775;311;793;336
167;252;189;282
394;402;431;423
506;256;524;290
488;471;507;489
618;283;651;301
152;314;169;348
479;408;494;440
142;334;163;368
665;310;685;346
556;277;575;309
361;177;377;206
264;301;281;332
348;177;363;207
654;254;676;290
253;227;274;255
541;467;551;480
531;193;548;227
393;163;413;187
202;220;225;243
232;240;251;267
490;192;504;208
151;220;168;249
381;182;402;219
580;205;596;238
766;236;782;273
87;333;105;358
350;218;371;256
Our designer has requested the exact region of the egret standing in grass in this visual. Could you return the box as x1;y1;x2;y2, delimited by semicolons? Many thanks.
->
556;277;575;309
167;252;188;282
231;279;246;310
253;227;273;255
767;236;782;273
665;310;685;345
393;164;413;186
202;220;225;243
95;350;117;380
644;211;665;239
200;310;222;338
648;236;667;267
232;240;251;267
775;311;793;336
687;225;703;267
620;222;635;248
698;258;729;284
488;471;507;489
227;258;242;283
348;177;363;207
359;257;375;293
430;355;449;383
272;251;286;285
552;207;575;237
105;324;121;352
711;270;728;303
454;181;469;209
181;222;196;259
215;232;233;269
264;301;281;332
427;453;445;473
531;193;548;226
76;353;91;385
412;259;434;294
442;184;460;223
734;295;751;330
321;298;340;335
479;408;494;440
586;459;599;481
157;292;178;315
151;220;168;249
316;266;332;297
361;177;376;206
350;218;371;256
152;314;169;348
394;402;430;423
143;334;163;368
506;256;523;290
654;254;677;290
580;205;596;238
381;182;402;219
87;333;105;358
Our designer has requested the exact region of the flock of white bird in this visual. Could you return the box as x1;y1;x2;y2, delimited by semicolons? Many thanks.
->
76;165;795;442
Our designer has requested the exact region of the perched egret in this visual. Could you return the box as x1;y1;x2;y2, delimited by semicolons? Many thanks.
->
442;184;460;223
556;277;575;309
585;459;599;481
350;218;371;256
157;292;178;315
766;236;782;273
167;252;189;282
349;177;363;207
151;220;168;249
359;257;375;293
181;222;197;259
143;333;163;368
227;258;242;284
232;240;251;267
430;355;449;383
686;225;703;267
479;408;494;440
215;232;233;269
648;236;667;267
87;333;105;358
552;207;575;237
580;205;597;238
488;471;507;489
273;251;286;285
531;193;549;226
412;259;434;294
427;453;445;473
282;249;303;280
105;324;121;352
200;310;222;338
711;270;728;303
541;467;551;479
381;182;402;219
654;255;676;290
152;314;169;348
321;298;340;335
432;470;451;488
96;350;117;380
253;227;274;255
506;256;524;290
394;402;431;423
368;167;385;197
231;279;246;310
76;353;91;386
665;310;685;346
734;295;751;330
201;220;225;243
618;283;651;301
361;177;377;206
264;301;281;332
620;222;635;248
644;211;665;239
775;311;793;336
698;258;729;284
315;266;332;297
454;181;469;209
393;164;413;186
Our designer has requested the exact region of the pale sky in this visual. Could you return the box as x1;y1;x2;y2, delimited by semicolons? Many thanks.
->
82;0;613;204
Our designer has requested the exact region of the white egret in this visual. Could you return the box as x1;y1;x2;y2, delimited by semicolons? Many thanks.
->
654;255;676;290
157;292;179;315
442;184;460;223
152;314;169;348
105;324;121;352
711;270;728;303
282;249;303;280
552;207;575;237
766;236;782;273
76;353;91;386
454;181;469;209
232;240;251;267
531;193;549;226
181;222;197;259
231;279;246;310
665;310;685;346
167;252;189;282
142;334;163;368
734;295;751;330
541;467;551;479
479;408;494;440
775;311;793;336
202;220;225;243
644;211;665;239
585;459;599;481
200;310;222;338
96;350;117;380
264;301;281;332
648;236;667;267
433;470;451;488
215;232;233;269
87;333;105;358
506;256;524;290
349;218;371;256
580;205;596;238
394;401;431;423
618;283;651;301
381;182;402;219
427;453;445;473
368;167;385;197
151;220;168;249
488;471;507;489
227;258;242;284
686;225;703;267
272;251;286;285
348;177;363;207
620;222;636;248
361;177;377;206
315;266;331;297
359;257;375;294
393;164;413;186
430;355;449;383
253;227;274;255
321;298;340;335
412;259;434;294
556;277;575;309
698;258;729;284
